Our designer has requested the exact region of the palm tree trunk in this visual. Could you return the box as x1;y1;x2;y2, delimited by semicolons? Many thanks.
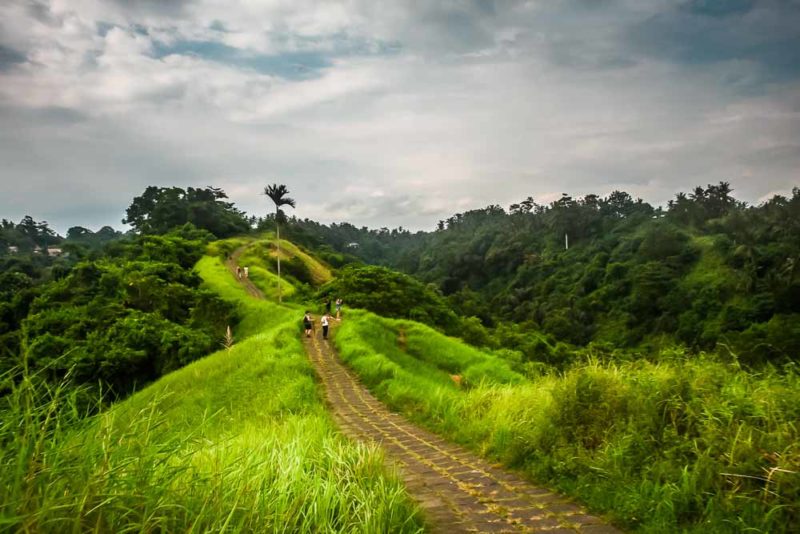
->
276;211;282;303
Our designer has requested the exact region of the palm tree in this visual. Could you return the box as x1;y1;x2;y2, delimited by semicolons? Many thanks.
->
263;184;296;302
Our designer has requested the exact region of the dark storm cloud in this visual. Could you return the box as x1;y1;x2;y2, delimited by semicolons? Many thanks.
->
683;0;755;17
628;0;800;86
0;44;25;70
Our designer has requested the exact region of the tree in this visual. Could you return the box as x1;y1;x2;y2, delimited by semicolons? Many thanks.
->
263;184;296;303
123;186;249;237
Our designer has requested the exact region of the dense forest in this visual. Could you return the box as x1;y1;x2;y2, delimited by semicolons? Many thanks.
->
282;183;800;366
0;186;245;404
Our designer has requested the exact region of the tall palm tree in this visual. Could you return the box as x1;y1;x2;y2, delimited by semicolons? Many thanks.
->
263;184;296;302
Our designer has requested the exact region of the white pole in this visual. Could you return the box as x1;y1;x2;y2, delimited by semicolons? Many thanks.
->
565;233;569;250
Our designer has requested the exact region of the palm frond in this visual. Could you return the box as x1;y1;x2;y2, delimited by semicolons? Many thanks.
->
263;184;296;209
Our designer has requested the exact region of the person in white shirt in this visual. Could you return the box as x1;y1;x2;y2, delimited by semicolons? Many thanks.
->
321;314;330;340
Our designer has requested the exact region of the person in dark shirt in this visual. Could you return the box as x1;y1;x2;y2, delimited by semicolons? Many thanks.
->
303;311;313;338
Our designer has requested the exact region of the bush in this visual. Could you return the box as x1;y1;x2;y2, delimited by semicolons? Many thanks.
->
319;265;460;333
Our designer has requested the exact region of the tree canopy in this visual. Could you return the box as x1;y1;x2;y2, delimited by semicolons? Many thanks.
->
291;183;800;365
123;186;250;237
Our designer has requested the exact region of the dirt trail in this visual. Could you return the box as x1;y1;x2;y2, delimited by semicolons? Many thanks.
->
227;253;621;533
226;245;264;299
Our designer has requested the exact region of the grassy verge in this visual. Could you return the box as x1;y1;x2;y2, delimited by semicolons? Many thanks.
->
0;256;423;533
334;309;800;533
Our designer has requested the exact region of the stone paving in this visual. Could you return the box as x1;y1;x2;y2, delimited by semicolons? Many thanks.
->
304;332;624;534
228;247;622;533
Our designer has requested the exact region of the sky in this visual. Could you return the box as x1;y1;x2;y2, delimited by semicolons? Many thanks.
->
0;0;799;234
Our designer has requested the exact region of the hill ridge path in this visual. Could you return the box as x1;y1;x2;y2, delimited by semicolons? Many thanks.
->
230;250;622;533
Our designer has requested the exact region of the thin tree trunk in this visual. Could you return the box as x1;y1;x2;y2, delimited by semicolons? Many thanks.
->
276;213;282;303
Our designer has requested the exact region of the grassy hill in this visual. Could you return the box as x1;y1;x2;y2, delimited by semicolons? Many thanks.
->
332;310;800;533
5;227;798;533
0;252;423;532
241;235;332;293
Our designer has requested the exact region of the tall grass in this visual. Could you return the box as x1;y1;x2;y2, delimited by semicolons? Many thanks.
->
0;256;423;533
335;310;800;533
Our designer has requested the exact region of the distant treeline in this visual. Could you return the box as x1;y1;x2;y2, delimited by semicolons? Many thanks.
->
283;183;800;365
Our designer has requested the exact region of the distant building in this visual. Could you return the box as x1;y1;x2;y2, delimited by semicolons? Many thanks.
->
346;242;360;249
47;247;63;256
8;246;18;254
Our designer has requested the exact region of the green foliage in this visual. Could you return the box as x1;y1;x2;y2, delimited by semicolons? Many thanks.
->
0;216;118;363
0;275;423;532
238;237;332;289
10;227;233;402
336;310;523;391
0;215;61;252
123;186;250;237
319;265;459;334
293;184;800;364
333;312;800;533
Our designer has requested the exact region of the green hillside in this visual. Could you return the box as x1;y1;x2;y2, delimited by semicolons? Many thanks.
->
0;253;423;532
332;311;800;533
210;234;334;301
287;184;800;365
3;182;799;534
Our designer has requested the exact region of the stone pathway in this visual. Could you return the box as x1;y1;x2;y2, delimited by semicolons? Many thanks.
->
228;249;622;533
303;332;623;534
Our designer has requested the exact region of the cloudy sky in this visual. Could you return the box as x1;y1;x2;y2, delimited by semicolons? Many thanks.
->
0;0;798;233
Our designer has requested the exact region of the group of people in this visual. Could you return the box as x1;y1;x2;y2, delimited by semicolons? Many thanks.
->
230;262;341;340
303;297;343;339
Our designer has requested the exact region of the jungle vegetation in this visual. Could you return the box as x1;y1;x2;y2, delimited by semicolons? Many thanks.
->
286;183;800;366
0;250;424;532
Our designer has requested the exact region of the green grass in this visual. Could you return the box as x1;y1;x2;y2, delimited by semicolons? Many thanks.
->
237;235;332;290
194;255;298;337
0;254;423;533
334;310;800;533
277;239;333;285
249;263;299;300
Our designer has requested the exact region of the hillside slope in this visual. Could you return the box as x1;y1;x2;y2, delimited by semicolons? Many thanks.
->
331;310;800;532
210;234;333;301
0;253;423;532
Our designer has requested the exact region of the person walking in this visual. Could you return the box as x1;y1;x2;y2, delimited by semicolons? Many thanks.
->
335;298;343;320
303;311;313;338
324;298;332;316
236;266;242;279
321;313;330;340
243;266;249;279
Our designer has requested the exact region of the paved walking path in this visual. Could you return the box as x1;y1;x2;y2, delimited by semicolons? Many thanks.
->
304;331;622;534
229;248;622;533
